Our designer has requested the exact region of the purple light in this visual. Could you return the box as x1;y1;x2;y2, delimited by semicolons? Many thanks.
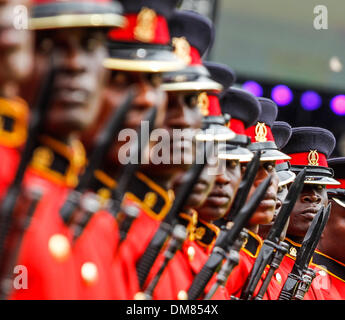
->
271;85;293;106
242;81;263;97
330;95;345;115
300;91;322;111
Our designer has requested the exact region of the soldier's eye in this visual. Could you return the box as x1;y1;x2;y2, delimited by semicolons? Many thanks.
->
226;159;238;169
184;94;199;108
38;38;53;54
263;161;276;172
146;73;162;88
315;184;325;192
111;71;131;87
83;32;104;52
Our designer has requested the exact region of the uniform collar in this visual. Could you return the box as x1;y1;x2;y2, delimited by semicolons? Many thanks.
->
0;97;29;148
312;250;345;283
284;237;302;260
29;135;86;188
242;230;263;258
91;170;117;207
179;209;198;240
125;172;175;221
191;219;219;251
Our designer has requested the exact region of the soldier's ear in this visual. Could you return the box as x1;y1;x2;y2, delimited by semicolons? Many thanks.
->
240;164;247;175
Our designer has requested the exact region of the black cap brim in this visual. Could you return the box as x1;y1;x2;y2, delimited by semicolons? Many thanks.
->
30;2;125;30
104;42;185;73
277;170;296;187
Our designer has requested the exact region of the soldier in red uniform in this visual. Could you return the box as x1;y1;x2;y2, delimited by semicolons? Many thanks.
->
0;0;33;199
224;97;290;298
111;8;231;300
259;121;295;240
264;127;340;300
8;0;125;299
307;157;345;299
140;60;252;301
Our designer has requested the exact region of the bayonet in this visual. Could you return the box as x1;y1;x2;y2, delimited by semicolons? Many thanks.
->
240;168;306;300
136;142;212;289
278;205;326;300
187;175;272;300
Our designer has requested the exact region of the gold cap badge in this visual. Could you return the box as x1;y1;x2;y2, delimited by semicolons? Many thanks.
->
255;122;268;142
134;7;157;43
172;36;192;65
197;92;210;116
308;150;319;166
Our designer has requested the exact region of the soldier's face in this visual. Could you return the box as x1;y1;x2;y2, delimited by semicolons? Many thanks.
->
142;91;203;177
318;198;345;262
35;27;108;138
258;183;289;239
0;0;33;91
83;70;167;163
173;154;218;210
197;159;242;222
287;184;328;240
247;161;279;227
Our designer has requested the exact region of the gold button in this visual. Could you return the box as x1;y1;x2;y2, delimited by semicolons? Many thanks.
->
187;246;195;262
81;262;98;285
177;290;188;300
134;292;147;300
319;270;327;277
275;272;282;284
48;234;71;262
289;247;297;258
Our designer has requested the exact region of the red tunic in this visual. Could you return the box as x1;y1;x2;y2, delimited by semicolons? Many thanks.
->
0;97;29;200
110;172;175;300
225;230;263;299
307;250;345;300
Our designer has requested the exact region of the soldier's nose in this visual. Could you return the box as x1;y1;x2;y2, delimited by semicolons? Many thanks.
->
301;193;321;204
132;84;156;109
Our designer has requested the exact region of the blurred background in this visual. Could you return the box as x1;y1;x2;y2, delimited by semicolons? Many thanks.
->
179;0;345;157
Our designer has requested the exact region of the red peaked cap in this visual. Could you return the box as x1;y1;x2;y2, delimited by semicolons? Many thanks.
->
109;0;179;45
325;158;345;189
204;62;237;118
272;121;292;165
168;9;214;66
220;87;261;135
282;127;336;168
245;97;277;143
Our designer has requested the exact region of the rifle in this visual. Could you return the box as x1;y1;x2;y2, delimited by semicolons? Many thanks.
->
59;89;136;226
203;230;247;300
225;151;262;222
278;203;331;300
0;58;56;265
73;106;157;241
187;175;272;300
183;151;261;300
136;142;213;289
240;168;307;300
140;223;188;300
